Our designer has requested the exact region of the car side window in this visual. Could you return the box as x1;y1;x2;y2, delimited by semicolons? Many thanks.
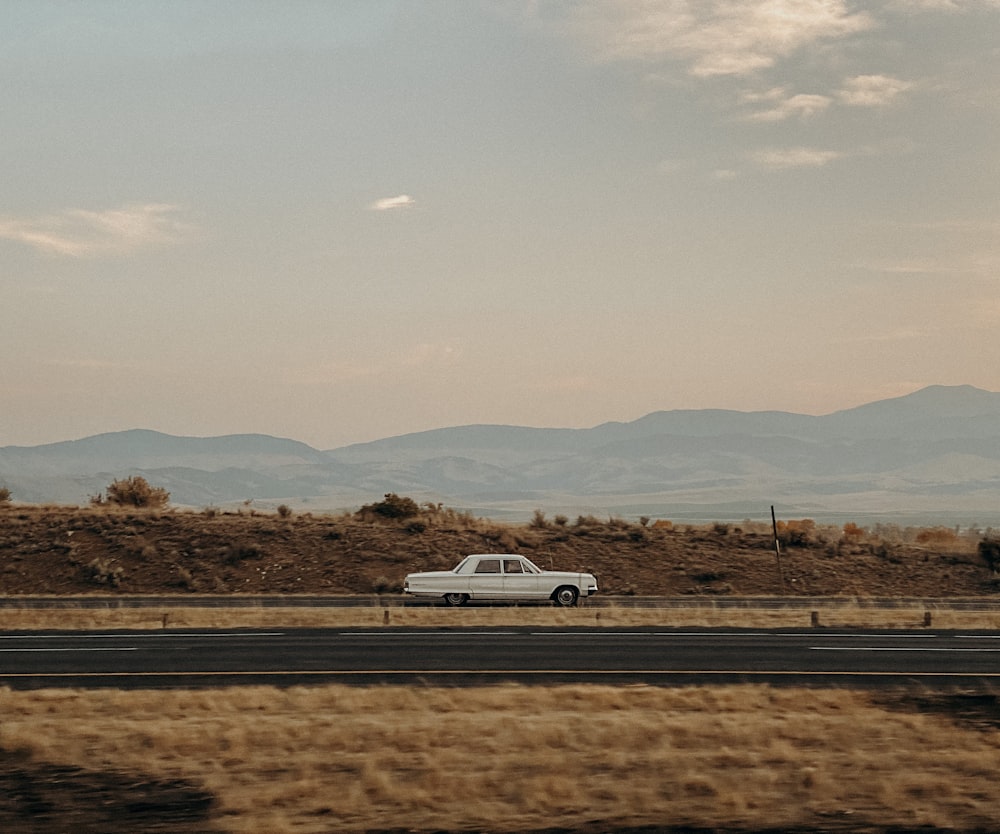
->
503;559;524;574
474;559;501;574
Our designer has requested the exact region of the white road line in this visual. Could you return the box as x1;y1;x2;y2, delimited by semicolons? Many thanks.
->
0;632;284;640
811;646;1000;652
346;632;520;637
0;647;139;652
531;632;659;637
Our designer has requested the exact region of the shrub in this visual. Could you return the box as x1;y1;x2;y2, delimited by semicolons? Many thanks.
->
357;493;420;520
97;476;170;509
842;522;865;541
276;504;293;519
979;539;1000;573
0;486;10;505
529;509;548;529
916;526;959;546
372;575;402;594
84;557;124;587
776;518;816;546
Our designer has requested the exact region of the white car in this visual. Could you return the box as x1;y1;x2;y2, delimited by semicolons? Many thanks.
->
403;553;598;607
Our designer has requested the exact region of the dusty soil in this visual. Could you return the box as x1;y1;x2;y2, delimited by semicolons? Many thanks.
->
0;505;997;598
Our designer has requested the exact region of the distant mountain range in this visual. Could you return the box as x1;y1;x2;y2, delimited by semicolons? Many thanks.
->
3;384;1000;525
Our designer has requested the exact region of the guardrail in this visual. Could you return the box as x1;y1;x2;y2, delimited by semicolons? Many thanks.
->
2;595;1000;611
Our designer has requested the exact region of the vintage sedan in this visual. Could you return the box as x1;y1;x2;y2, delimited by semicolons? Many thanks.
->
403;553;598;607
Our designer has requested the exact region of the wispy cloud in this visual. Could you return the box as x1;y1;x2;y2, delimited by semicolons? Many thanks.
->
838;74;912;106
0;203;191;257
550;0;874;77
740;87;832;121
749;146;844;169
369;194;415;211
889;0;1000;10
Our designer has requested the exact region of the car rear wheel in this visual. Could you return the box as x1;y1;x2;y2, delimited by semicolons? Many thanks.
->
553;586;579;607
443;593;468;607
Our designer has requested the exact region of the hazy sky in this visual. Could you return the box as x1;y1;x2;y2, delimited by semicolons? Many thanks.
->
2;1;999;449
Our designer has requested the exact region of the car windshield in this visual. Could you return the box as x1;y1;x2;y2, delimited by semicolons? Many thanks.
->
519;557;541;574
452;557;470;573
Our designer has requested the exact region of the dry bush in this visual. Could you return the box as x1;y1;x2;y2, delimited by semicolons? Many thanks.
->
842;522;866;541
529;509;549;529
916;526;960;546
775;518;816;546
0;486;11;505
356;493;420;522
978;538;1000;573
92;476;170;510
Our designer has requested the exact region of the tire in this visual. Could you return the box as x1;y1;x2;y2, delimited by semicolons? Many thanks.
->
443;593;468;607
553;586;579;607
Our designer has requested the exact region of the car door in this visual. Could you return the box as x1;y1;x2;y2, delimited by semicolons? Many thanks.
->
502;557;544;599
467;557;503;599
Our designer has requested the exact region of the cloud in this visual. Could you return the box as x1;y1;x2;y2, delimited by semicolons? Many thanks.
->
552;0;874;77
740;87;833;120
888;0;1000;9
0;203;191;258
838;74;913;106
369;194;415;211
749;146;844;169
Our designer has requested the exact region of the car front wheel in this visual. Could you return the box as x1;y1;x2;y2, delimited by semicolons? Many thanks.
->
443;593;468;607
553;586;579;607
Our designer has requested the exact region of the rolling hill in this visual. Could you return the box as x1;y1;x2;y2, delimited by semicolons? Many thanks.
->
2;385;1000;525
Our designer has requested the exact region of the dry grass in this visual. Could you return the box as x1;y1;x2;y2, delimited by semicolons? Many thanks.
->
3;683;1000;832
3;602;1000;632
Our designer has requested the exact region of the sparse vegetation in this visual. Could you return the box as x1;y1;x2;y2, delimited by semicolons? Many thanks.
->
0;501;997;597
91;476;170;509
0;487;11;506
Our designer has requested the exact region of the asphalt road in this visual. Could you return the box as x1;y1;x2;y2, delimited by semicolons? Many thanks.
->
2;626;1000;689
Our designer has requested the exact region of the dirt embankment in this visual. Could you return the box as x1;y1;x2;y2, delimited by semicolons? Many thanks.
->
1;505;996;598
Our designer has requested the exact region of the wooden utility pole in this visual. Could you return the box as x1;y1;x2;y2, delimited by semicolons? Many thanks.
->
771;505;786;593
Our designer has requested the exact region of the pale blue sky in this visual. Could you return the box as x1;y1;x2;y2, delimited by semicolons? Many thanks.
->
2;1;998;448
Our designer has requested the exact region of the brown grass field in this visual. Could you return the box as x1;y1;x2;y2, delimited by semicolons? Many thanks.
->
4;503;1000;832
3;682;1000;833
